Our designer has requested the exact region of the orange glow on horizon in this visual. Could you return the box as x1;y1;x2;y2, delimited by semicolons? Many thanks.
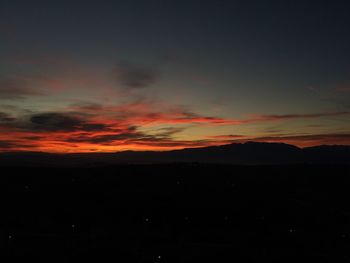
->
1;100;349;153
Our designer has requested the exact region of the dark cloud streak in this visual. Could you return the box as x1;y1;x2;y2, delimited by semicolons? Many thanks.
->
29;113;111;132
0;112;15;122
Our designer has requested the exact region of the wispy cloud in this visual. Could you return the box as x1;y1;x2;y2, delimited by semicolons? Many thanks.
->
114;62;158;89
0;140;16;149
0;112;15;122
335;84;350;93
206;134;245;139
1;95;349;152
69;100;243;126
245;111;350;123
0;102;240;151
0;139;38;150
0;77;45;99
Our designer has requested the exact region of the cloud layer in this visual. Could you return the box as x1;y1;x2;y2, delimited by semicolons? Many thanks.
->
0;58;349;152
0;97;349;152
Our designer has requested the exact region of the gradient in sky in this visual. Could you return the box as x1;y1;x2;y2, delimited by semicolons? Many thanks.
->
0;0;349;152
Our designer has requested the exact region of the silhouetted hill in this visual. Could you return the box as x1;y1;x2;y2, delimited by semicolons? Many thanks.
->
0;142;349;166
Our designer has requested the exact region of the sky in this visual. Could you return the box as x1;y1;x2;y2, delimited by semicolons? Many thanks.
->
0;0;349;152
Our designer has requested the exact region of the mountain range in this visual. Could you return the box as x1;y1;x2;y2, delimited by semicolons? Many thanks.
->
0;142;349;166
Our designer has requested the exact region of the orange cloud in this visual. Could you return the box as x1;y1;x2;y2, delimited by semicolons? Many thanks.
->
1;97;349;152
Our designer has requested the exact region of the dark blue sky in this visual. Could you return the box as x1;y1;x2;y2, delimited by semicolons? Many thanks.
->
0;0;349;151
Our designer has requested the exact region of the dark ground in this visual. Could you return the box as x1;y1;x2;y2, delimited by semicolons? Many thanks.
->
4;165;350;262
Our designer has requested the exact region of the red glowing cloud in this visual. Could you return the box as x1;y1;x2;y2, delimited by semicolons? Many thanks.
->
0;97;349;152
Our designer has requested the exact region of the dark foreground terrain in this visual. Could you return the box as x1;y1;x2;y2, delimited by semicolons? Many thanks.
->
5;165;350;262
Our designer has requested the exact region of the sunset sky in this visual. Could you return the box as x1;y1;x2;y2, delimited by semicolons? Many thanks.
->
1;1;349;152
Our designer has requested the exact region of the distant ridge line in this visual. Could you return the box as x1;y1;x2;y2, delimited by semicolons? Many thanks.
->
0;141;349;166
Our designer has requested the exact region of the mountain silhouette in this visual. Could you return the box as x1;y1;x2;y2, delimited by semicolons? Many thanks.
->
0;142;349;166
